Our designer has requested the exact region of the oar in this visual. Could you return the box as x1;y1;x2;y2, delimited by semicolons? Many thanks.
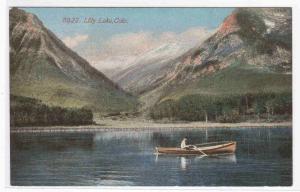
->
191;145;208;156
196;148;208;156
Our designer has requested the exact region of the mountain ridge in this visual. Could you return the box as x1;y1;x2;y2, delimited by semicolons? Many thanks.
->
10;8;138;113
139;8;292;116
112;32;213;95
113;8;291;104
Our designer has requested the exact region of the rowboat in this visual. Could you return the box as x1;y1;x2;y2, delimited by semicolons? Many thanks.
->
155;141;236;156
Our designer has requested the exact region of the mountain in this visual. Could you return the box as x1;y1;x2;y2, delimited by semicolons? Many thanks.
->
166;8;292;84
111;27;213;95
10;8;138;113
140;8;292;118
112;43;189;94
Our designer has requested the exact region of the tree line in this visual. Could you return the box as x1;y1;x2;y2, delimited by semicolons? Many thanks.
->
150;92;292;123
11;95;94;126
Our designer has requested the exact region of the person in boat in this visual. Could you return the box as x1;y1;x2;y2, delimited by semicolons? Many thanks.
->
181;137;196;150
180;137;187;149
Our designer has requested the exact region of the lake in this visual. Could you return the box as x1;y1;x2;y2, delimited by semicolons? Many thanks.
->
10;127;292;186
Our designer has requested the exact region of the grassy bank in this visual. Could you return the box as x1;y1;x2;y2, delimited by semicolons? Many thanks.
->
11;120;292;133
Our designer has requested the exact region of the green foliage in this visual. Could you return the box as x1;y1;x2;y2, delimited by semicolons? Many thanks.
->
150;56;292;123
10;95;94;126
10;70;139;114
236;9;267;41
161;62;292;103
236;9;275;55
150;92;292;123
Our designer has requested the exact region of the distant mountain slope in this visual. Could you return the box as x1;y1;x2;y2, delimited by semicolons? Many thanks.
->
112;43;189;94
112;29;213;95
141;8;292;115
10;8;138;113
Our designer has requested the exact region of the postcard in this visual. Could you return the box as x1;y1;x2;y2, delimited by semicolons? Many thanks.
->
6;1;296;189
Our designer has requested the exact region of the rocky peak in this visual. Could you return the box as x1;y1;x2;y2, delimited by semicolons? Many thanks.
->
10;8;43;33
10;8;121;89
168;8;292;84
9;8;137;112
217;12;240;37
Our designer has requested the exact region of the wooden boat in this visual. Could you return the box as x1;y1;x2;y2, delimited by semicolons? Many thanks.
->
155;141;236;155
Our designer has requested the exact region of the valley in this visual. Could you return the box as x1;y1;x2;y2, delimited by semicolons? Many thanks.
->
10;8;292;127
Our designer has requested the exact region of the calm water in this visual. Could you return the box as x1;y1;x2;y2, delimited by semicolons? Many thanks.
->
11;127;292;186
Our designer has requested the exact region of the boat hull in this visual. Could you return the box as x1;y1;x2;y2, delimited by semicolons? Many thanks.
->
156;141;236;155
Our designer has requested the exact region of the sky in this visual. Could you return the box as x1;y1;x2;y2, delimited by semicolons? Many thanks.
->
23;8;234;71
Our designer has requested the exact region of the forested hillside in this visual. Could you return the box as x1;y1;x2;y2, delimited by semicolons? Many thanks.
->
11;95;94;126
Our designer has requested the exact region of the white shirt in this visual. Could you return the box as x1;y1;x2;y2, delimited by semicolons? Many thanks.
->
181;139;187;148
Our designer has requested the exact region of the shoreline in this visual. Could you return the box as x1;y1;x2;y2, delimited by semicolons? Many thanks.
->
11;121;292;133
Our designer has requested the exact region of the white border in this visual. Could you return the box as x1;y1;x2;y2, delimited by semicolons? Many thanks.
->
1;0;300;192
5;0;299;7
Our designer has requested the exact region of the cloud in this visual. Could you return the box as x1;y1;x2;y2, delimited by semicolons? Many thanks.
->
62;34;89;49
98;31;160;58
177;27;216;46
81;27;214;71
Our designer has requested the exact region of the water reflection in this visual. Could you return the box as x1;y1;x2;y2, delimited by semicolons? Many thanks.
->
181;157;188;170
11;132;95;151
155;153;237;171
11;127;292;186
195;154;237;163
93;131;153;142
